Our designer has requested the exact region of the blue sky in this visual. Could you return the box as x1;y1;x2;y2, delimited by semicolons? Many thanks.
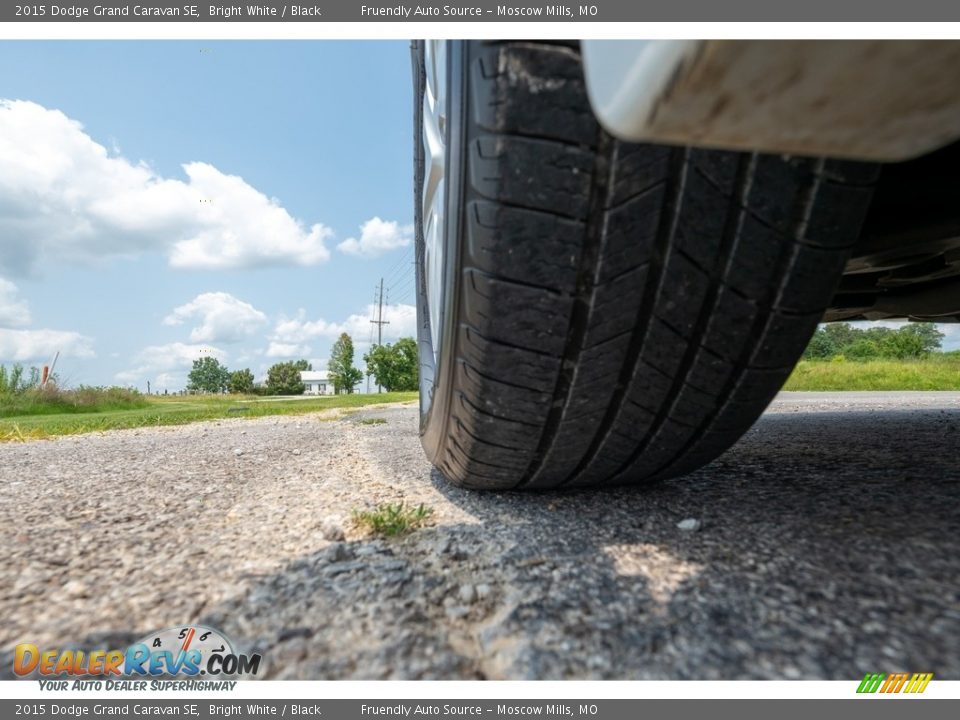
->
0;41;418;391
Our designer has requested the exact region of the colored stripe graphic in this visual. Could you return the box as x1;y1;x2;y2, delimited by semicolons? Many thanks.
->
881;672;909;693
857;672;933;694
905;673;934;693
857;673;886;693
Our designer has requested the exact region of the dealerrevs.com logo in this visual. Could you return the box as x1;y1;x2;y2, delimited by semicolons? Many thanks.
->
14;626;262;690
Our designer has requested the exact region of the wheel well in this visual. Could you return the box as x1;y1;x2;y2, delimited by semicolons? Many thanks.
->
826;139;960;323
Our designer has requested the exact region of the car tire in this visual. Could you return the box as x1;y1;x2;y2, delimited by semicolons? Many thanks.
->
413;40;878;490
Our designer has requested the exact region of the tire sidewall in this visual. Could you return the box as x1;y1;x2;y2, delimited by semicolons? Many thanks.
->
415;40;467;466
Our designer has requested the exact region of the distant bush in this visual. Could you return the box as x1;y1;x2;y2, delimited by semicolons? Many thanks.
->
0;364;40;395
0;377;148;418
802;322;945;361
228;368;255;394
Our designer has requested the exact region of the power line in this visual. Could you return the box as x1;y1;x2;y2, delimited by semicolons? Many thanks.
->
383;244;412;275
384;258;414;292
393;282;416;303
383;246;414;287
385;271;413;297
389;276;415;299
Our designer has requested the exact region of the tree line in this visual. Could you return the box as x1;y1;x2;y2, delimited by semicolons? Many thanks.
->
802;322;945;360
186;332;419;395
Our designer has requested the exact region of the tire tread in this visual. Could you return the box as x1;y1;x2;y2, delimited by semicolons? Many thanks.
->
423;41;875;489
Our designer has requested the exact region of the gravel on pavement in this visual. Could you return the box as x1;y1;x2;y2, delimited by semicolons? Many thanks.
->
1;393;958;680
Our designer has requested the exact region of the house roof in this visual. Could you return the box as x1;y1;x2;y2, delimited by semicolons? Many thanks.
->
300;371;329;382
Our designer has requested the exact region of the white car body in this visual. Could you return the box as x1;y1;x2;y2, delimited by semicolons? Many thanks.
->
581;40;960;162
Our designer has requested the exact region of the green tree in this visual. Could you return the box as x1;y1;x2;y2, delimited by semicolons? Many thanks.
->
266;361;306;395
822;323;861;351
900;323;944;354
804;321;944;360
802;328;838;359
328;333;364;394
364;337;419;392
293;359;312;371
187;356;229;394
845;339;882;360
227;368;255;394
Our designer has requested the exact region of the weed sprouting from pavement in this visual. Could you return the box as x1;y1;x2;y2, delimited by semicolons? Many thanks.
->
352;502;434;537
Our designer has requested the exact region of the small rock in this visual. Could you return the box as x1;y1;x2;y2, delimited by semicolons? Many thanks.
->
475;583;492;600
458;584;477;604
378;560;407;572
434;537;454;554
323;560;366;577
355;543;388;557
445;606;470;620
325;542;352;562
292;449;301;456
320;517;345;542
677;518;701;532
233;448;243;457
63;581;88;598
277;626;314;643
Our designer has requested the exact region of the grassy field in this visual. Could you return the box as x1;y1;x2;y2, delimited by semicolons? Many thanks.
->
0;386;149;418
785;356;960;391
3;354;958;442
0;391;417;442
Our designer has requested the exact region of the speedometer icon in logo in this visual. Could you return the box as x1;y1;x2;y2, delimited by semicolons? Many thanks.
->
127;625;260;677
140;625;234;661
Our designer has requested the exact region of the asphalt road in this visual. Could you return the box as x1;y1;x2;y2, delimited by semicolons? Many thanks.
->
1;392;958;680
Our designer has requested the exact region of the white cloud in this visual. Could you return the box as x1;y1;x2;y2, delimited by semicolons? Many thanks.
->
0;328;94;363
166;163;332;269
153;373;179;392
163;292;267;344
940;325;960;351
342;303;417;345
266;303;417;360
116;342;225;387
271;314;341;344
0;99;332;275
0;278;31;327
265;341;311;359
337;217;413;258
0;276;94;363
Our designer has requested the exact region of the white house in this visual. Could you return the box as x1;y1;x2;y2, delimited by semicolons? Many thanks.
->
300;371;333;396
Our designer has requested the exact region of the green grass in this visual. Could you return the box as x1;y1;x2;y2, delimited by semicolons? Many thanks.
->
358;417;387;426
785;356;960;391
0;386;148;418
0;391;417;442
351;502;434;537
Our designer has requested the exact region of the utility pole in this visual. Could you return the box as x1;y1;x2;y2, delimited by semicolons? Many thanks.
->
366;285;377;394
370;276;390;393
